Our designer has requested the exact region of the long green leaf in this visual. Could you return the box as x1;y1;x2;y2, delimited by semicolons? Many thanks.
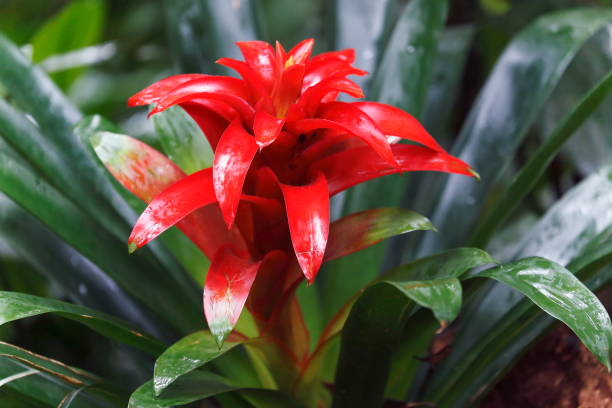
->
153;331;242;396
474;257;611;368
162;0;260;74
0;146;200;334
0;342;126;408
330;0;394;88
331;248;495;408
31;0;106;90
469;69;612;247
0;292;165;356
424;164;612;405
0;193;168;341
319;0;449;324
413;8;612;258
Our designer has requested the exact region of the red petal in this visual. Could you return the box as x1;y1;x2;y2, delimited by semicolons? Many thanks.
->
287;38;314;65
290;102;398;168
128;74;206;106
311;144;476;196
216;58;273;110
253;110;285;148
128;168;216;250
236;41;277;90
280;173;330;283
325;208;434;262
295;77;364;117
302;59;366;90
213;120;259;228
353;102;445;152
272;63;306;117
204;245;262;345
149;76;252;119
309;49;355;65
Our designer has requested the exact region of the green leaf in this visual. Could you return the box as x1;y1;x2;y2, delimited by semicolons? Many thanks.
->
0;291;165;356
413;7;612;258
326;208;435;262
0;144;200;334
152;105;214;175
469;69;612;247
424;164;612;406
331;248;495;408
0;342;126;408
153;331;242;396
319;0;450;324
163;0;260;74
0;194;169;342
332;283;411;408
31;0;106;90
129;373;237;408
475;257;611;368
330;0;394;87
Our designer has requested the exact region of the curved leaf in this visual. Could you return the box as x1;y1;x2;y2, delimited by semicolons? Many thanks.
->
31;0;106;90
469;69;612;247
153;330;243;396
325;208;435;262
414;8;612;258
0;291;165;356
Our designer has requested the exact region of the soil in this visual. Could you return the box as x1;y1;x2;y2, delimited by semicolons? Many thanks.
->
481;286;612;408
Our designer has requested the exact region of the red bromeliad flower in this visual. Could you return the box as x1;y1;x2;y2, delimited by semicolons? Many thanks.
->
124;39;476;349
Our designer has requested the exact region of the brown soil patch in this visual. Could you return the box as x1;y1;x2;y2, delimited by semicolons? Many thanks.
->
481;325;612;407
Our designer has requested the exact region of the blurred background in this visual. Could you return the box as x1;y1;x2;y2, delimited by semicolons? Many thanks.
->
0;0;611;405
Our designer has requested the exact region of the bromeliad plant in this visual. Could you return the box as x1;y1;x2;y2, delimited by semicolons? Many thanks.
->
125;38;475;348
0;1;611;408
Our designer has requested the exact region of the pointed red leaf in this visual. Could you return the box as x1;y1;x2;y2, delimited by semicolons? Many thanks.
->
149;76;252;120
92;132;246;258
128;168;216;250
295;77;364;117
280;173;330;283
310;144;476;196
290;102;398;168
287;38;314;65
204;245;262;346
213;120;259;228
253;110;285;148
216;58;273;107
354;102;445;152
308;49;356;65
236;41;277;90
302;58;366;90
272;63;306;118
128;74;206;106
325;208;435;262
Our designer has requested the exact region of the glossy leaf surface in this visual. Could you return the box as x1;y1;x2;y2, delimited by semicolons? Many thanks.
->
151;105;214;174
0;291;164;356
325;208;434;262
474;257;611;368
0;144;200;333
332;248;495;408
414;8;612;258
204;247;261;346
470;69;612;247
281;173;330;283
153;330;243;396
317;0;452;317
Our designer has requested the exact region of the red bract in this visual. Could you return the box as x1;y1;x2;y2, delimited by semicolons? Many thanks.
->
125;39;476;347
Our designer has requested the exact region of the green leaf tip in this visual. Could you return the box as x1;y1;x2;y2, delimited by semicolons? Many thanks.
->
127;241;138;254
469;168;480;181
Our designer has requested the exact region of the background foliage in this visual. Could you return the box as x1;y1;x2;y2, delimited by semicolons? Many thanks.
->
0;0;610;407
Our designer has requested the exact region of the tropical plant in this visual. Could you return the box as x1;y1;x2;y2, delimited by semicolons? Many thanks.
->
0;1;611;408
